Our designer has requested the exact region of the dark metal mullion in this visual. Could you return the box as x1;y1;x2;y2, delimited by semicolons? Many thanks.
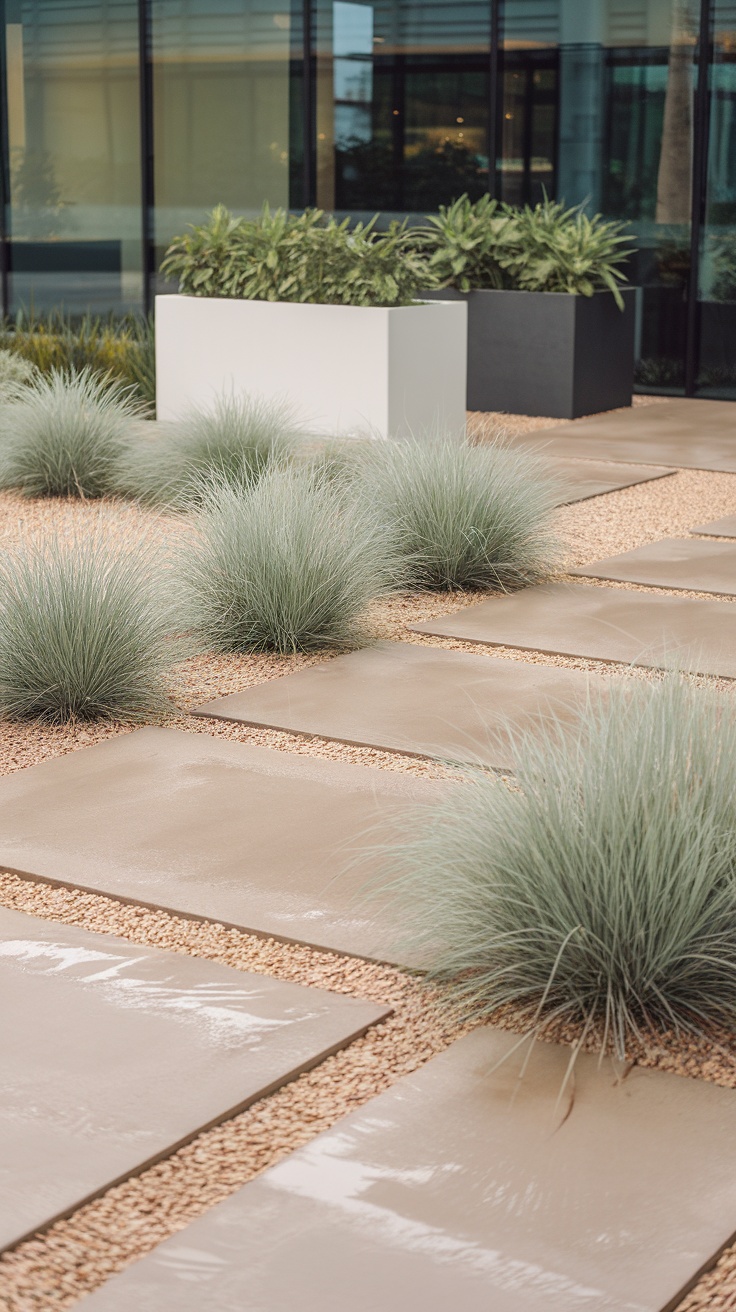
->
302;0;315;207
488;0;502;197
0;0;11;319
138;0;154;315
685;0;715;395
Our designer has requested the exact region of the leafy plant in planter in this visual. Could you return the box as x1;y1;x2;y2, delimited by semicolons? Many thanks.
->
160;203;431;308
411;193;635;419
412;193;632;306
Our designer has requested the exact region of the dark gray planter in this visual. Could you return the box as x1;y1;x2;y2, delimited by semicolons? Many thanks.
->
423;287;636;419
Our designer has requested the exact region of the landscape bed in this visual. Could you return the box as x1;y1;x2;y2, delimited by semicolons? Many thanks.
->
1;398;736;1311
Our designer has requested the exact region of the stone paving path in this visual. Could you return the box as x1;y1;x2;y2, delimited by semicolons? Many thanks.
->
0;726;449;964
547;457;674;503
409;581;736;678
571;537;736;594
506;398;736;471
194;641;607;767
77;1027;736;1312
0;905;387;1251
691;512;736;537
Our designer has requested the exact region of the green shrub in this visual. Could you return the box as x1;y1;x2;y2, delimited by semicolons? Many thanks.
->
356;436;559;591
0;367;144;498
0;348;38;400
119;394;297;506
0;535;186;722
0;311;155;409
379;678;736;1059
160;203;430;307
181;465;394;653
412;194;632;306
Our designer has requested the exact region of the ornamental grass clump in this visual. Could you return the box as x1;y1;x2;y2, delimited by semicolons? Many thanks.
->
181;465;394;653
119;394;297;506
381;678;736;1059
0;535;186;722
0;367;144;498
357;436;559;591
0;348;38;401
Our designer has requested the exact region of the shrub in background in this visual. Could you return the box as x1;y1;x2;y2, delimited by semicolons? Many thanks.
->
379;678;736;1059
119;394;297;506
181;465;394;653
160;203;431;308
0;535;186;722
0;348;38;400
413;194;631;307
357;436;559;591
0;311;155;410
0;367;144;498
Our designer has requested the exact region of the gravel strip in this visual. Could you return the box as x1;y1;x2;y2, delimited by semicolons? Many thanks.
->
0;401;735;1310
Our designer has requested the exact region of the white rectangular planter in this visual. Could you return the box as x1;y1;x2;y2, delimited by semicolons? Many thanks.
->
155;294;467;440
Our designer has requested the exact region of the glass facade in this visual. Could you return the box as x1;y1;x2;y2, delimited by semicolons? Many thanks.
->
0;0;734;397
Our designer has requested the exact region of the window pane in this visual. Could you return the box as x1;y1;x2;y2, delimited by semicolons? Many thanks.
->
313;0;491;215
6;0;142;315
500;0;700;394
151;0;292;272
696;2;736;398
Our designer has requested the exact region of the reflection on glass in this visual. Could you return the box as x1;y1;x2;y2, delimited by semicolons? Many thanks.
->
313;0;490;215
696;4;736;397
151;0;291;268
501;0;699;394
5;0;142;314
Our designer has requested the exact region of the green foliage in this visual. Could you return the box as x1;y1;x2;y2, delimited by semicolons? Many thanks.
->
119;394;297;507
0;534;186;722
412;194;632;306
356;436;559;591
160;203;431;307
0;348;38;400
0;367;144;498
180;465;394;653
379;678;736;1059
410;194;516;293
0;311;155;409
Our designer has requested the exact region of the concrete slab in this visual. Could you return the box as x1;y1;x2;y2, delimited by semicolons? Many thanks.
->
508;398;736;471
691;513;736;538
409;582;736;677
0;728;450;964
0;905;387;1251
78;1026;736;1312
548;457;674;504
193;642;606;768
571;538;736;595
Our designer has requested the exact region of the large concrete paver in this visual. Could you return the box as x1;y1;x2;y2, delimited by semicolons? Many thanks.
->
691;513;736;537
547;457;674;503
193;642;607;768
508;398;736;471
571;538;736;595
0;727;449;965
0;906;387;1250
78;1026;736;1312
409;582;736;677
